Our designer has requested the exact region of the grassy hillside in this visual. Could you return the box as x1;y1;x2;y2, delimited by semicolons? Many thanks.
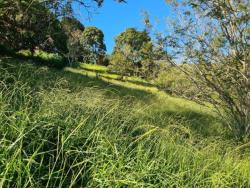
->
78;63;151;86
0;57;250;187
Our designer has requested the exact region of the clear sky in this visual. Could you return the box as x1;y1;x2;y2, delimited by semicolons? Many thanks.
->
75;0;172;54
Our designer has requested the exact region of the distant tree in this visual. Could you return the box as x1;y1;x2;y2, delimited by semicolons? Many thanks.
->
111;28;155;77
80;27;106;64
101;54;110;66
110;50;132;76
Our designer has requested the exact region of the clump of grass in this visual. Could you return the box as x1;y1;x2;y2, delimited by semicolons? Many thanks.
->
0;57;250;187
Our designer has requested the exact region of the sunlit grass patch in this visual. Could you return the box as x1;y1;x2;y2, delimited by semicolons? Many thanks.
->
80;63;109;73
72;65;151;87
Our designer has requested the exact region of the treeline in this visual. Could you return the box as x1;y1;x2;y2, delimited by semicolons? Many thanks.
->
0;0;107;65
0;0;167;79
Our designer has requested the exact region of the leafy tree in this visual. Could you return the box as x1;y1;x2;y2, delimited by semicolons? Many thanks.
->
66;30;83;65
0;0;125;56
81;27;106;64
61;17;85;34
101;54;110;66
110;51;132;76
165;0;250;138
111;28;155;77
0;0;67;54
61;17;85;64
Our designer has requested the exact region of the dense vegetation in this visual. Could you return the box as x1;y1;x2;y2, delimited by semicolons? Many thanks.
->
0;0;249;187
1;57;250;187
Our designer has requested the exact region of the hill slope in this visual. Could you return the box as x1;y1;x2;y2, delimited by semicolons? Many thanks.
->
0;57;250;187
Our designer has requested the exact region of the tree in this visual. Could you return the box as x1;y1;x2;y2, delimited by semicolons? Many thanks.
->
111;28;154;77
80;27;106;64
61;17;85;64
165;0;250;138
61;17;85;35
0;0;125;55
66;30;84;65
0;0;67;54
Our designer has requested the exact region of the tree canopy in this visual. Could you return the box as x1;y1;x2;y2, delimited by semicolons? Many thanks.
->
0;0;125;57
81;27;106;64
111;28;156;77
0;0;67;53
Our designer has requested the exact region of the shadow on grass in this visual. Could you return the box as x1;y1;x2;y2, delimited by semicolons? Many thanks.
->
147;108;224;137
63;68;155;101
0;46;67;69
0;57;154;102
124;79;155;87
79;65;155;88
1;57;225;138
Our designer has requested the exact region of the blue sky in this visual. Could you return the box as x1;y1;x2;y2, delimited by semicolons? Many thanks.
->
75;0;172;53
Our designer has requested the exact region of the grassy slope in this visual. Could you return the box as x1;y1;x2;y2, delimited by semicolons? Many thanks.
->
79;63;151;86
0;57;250;187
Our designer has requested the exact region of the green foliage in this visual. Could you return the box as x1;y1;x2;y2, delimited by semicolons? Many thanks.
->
101;54;110;66
166;0;250;138
110;28;157;78
80;63;109;73
81;27;106;64
16;50;67;68
62;22;107;65
61;17;85;34
0;0;67;53
110;51;132;75
33;50;64;62
66;30;84;64
155;65;205;100
0;1;110;61
61;17;85;62
0;57;250;187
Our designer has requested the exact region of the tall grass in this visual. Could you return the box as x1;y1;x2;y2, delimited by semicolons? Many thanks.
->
0;58;250;187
